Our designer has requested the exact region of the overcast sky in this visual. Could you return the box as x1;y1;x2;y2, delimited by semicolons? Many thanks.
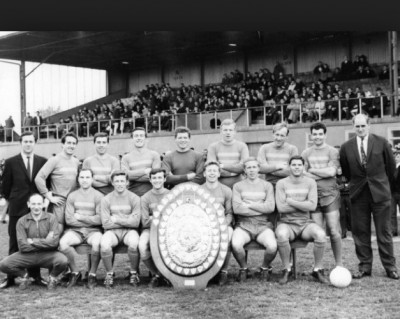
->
0;31;107;133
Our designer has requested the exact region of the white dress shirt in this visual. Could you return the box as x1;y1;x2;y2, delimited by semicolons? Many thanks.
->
21;152;33;175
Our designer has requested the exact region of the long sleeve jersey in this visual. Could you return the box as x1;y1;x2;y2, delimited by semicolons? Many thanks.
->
121;148;161;196
35;152;79;198
162;149;205;186
82;154;120;195
101;190;141;230
257;142;298;186
232;178;275;224
207;140;249;178
301;144;340;193
140;188;170;229
275;176;317;225
200;182;233;226
65;187;104;231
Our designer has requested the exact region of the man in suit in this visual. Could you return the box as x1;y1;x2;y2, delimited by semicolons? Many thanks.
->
340;114;398;280
23;113;33;131
5;116;15;142
390;151;400;236
0;131;48;288
32;111;43;139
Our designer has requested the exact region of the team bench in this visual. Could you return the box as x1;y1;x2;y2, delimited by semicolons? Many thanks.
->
75;244;127;255
244;239;308;279
75;240;308;279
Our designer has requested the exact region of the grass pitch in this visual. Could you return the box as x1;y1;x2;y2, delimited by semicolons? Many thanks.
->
1;222;400;319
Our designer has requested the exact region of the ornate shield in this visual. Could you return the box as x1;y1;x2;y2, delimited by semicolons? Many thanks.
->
150;182;229;289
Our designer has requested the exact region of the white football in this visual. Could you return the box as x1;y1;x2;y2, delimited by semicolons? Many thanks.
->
329;266;352;288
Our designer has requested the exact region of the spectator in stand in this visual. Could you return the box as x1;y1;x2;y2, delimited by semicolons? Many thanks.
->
302;97;317;123
313;61;330;82
32;111;43;139
330;68;342;82
273;61;285;78
363;91;378;118
5;116;15;142
55;119;67;139
350;92;363;117
315;95;326;121
341;55;354;80
353;55;366;70
325;94;339;121
379;65;390;80
265;103;282;125
112;103;122;135
371;88;387;117
341;93;354;120
264;86;276;103
363;66;376;78
286;97;300;124
23;113;33;131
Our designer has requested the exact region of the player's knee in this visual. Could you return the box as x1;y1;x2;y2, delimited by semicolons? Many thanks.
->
54;253;68;268
266;240;278;253
100;237;112;252
91;239;102;252
275;228;289;242
59;236;71;250
231;234;244;251
314;230;327;242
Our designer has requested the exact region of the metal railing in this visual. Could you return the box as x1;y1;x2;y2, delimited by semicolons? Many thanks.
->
3;93;397;142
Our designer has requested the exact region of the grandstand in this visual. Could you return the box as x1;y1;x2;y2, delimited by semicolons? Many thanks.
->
0;31;399;159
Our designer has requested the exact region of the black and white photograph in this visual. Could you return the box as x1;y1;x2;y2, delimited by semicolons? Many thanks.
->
0;29;399;318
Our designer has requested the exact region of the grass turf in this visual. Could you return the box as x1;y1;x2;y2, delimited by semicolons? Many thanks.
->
1;222;400;319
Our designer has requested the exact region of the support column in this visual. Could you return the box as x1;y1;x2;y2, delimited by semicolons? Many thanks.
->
20;61;26;128
392;31;398;116
388;31;398;116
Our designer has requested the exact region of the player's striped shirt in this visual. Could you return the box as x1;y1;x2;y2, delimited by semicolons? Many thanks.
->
257;142;298;185
140;188;170;229
64;187;104;232
101;190;141;230
275;176;317;224
82;154;120;195
207;140;249;188
232;178;275;225
121;148;161;196
301;144;340;191
35;152;79;198
200;182;233;226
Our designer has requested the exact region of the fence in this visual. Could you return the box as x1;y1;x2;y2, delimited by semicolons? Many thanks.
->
1;94;397;142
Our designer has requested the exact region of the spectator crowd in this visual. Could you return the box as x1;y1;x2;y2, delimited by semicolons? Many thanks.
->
17;54;399;139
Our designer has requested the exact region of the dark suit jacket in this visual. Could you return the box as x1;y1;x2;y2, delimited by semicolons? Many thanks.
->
32;116;43;126
339;134;395;203
2;153;47;217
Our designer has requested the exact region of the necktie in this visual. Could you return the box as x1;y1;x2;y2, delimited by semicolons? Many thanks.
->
360;137;367;167
26;155;31;181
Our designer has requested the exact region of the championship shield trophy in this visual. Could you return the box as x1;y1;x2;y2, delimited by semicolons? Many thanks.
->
150;182;229;289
